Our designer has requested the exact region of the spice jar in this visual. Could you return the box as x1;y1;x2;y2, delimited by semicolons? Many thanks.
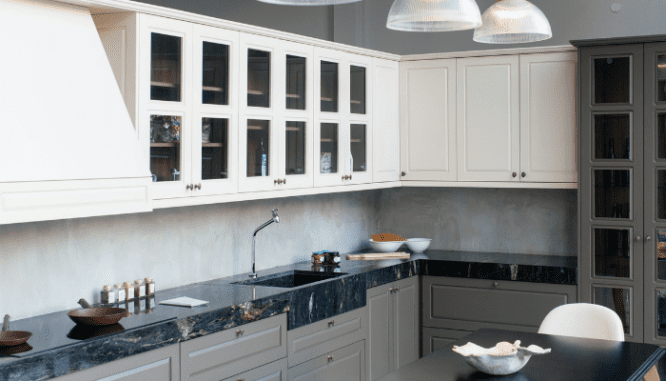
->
101;285;115;305
115;284;126;303
124;282;135;301
134;279;145;299
145;278;155;296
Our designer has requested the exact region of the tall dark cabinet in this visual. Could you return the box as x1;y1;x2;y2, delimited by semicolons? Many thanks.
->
574;35;666;345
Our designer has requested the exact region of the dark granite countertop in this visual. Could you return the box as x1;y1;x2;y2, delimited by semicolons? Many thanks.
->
0;250;576;380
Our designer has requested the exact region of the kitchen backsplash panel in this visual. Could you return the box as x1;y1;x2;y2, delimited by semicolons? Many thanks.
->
376;187;577;256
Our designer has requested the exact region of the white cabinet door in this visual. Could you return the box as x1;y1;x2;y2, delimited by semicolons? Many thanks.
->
347;52;373;185
520;52;578;183
373;58;400;183
400;59;457;182
457;55;520;182
191;24;239;196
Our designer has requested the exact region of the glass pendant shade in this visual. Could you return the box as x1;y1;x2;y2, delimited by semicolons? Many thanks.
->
256;0;363;5
386;0;482;32
473;0;552;44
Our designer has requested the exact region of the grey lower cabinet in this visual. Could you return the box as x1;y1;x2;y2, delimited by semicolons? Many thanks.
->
287;340;365;381
422;327;472;357
52;343;180;381
366;276;420;381
180;314;287;381
221;358;287;381
422;276;577;337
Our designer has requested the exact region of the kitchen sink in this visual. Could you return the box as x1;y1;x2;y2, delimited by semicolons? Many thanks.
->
232;270;347;288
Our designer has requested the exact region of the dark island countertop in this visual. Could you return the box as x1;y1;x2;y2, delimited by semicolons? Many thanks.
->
0;250;576;380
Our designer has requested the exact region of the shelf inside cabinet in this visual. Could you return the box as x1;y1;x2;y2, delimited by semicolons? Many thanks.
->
151;81;177;88
151;142;179;148
202;142;224;148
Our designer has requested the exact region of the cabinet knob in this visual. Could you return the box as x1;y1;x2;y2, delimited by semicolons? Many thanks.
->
389;288;394;293
646;236;652;242
512;172;517;178
395;287;400;292
195;183;201;190
186;184;193;190
236;329;244;336
401;172;406;177
282;178;287;185
274;179;280;185
328;320;334;327
493;282;499;288
636;236;642;242
349;174;352;180
521;172;526;178
328;355;334;362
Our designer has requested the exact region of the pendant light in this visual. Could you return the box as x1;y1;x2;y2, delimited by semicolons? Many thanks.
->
256;0;363;5
473;0;552;44
386;0;482;32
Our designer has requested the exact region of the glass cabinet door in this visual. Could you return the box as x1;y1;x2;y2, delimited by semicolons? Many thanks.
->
350;65;366;114
320;61;338;113
151;33;182;102
201;41;229;106
286;55;306;110
150;114;183;182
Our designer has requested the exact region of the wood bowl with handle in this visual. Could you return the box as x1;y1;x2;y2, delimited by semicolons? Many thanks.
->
67;299;131;327
0;315;32;347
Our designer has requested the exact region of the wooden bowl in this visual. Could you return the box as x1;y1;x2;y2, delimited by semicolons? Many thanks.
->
0;331;32;347
67;307;130;326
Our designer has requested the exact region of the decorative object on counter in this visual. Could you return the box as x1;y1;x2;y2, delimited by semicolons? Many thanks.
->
311;252;326;265
67;299;130;327
123;282;135;301
145;278;155;295
473;0;552;44
250;208;281;279
311;251;340;266
371;233;407;242
100;285;115;305
452;340;551;375
346;252;410;260
386;0;482;32
159;297;209;308
405;238;432;253
0;315;32;347
369;239;405;253
134;279;146;299
256;0;363;5
115;284;126;303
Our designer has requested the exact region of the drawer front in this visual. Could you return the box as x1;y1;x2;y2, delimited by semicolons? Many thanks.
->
422;328;472;357
181;314;287;381
423;277;576;331
287;340;365;381
287;307;367;367
222;358;287;381
53;344;179;381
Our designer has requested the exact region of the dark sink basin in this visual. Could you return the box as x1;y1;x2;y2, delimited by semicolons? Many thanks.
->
232;270;347;288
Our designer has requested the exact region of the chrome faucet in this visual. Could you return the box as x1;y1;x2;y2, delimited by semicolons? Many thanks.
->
250;208;280;279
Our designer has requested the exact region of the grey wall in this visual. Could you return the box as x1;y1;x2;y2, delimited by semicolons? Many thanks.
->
377;188;577;256
0;192;378;320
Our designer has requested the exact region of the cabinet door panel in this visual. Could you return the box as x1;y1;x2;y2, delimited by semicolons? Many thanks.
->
520;52;578;183
288;340;365;381
367;283;392;381
373;58;400;183
400;59;457;181
222;358;287;381
457;56;520;182
422;328;472;357
393;276;419;370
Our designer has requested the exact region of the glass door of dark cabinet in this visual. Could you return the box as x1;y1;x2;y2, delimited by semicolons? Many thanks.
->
350;66;366;114
286;55;306;110
150;114;183;182
247;49;271;108
579;43;645;342
320;61;338;113
150;33;182;102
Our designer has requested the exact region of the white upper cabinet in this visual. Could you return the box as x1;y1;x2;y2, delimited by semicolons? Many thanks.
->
314;48;373;187
400;59;457;182
457;55;521;182
373;58;401;183
520;52;578;183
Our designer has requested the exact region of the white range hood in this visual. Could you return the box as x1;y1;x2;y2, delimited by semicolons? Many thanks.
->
0;0;152;224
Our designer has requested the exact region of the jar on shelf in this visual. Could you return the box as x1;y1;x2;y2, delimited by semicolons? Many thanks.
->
145;278;155;296
134;279;145;299
115;284;126;303
101;285;115;305
124;282;135;301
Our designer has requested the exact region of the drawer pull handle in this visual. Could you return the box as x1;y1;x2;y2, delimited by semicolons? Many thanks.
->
328;355;334;362
186;184;193;190
493;282;499;288
389;288;394;293
395;287;400;292
236;329;244;336
328;320;334;327
195;183;202;190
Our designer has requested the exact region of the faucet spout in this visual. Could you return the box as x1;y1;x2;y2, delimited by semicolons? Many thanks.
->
250;208;280;279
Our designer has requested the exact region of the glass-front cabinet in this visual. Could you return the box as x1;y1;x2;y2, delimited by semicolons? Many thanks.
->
314;48;372;187
239;34;314;192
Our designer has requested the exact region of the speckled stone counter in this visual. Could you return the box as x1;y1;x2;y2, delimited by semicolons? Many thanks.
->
0;250;576;380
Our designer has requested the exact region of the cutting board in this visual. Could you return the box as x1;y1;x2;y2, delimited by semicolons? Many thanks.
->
345;252;410;260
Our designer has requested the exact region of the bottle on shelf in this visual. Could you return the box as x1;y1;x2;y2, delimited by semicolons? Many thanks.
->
101;285;115;305
145;278;155;296
124;282;135;301
115;284;126;303
260;137;267;177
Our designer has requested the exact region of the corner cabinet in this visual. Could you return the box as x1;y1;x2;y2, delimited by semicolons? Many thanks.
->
575;36;666;345
400;49;578;188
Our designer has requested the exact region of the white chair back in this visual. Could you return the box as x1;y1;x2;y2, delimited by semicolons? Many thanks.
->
538;303;625;342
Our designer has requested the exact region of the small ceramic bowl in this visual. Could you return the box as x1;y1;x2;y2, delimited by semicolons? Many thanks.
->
406;238;432;253
369;239;404;253
452;340;551;375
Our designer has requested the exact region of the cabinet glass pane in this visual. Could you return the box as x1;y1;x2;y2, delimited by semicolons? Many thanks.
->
247;120;269;177
321;61;338;112
659;172;666;220
594;169;630;219
594;228;630;278
202;42;229;105
657;231;666;281
320;123;338;174
594;57;630;104
658;55;666;102
593;286;630;334
658;290;666;337
248;50;270;108
202;118;228;180
350;65;366;114
286;121;306;176
594;114;630;160
150;115;181;182
350;124;366;172
151;33;182;102
286;55;306;110
658;114;666;158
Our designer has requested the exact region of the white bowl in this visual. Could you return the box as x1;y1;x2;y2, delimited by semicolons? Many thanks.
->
369;239;404;253
406;238;431;253
452;340;551;375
